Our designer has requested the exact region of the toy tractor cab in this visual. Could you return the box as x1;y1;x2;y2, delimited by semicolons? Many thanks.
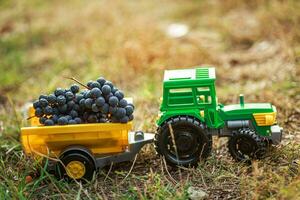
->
155;67;283;166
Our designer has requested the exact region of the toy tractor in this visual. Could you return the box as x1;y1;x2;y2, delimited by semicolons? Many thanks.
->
155;67;283;166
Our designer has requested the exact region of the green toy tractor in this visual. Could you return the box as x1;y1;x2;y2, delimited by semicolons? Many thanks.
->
155;67;283;166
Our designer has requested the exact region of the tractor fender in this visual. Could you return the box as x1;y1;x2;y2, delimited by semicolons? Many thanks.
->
158;114;205;129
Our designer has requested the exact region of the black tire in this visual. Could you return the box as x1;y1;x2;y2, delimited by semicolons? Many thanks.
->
154;116;212;167
228;128;267;162
56;150;95;181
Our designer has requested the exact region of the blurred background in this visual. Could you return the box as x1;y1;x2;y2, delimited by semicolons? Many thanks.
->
0;0;299;199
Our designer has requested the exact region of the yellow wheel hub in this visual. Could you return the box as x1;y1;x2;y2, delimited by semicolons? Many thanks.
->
66;161;86;179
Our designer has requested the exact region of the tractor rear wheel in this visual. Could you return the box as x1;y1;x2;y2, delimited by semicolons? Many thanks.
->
228;128;267;162
154;116;212;167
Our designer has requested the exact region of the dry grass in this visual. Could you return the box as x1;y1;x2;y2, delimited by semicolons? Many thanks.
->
0;0;299;199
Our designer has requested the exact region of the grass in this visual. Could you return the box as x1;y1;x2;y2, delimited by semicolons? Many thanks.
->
0;0;299;199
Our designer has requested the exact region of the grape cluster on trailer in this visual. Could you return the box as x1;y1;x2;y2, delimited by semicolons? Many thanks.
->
32;77;134;125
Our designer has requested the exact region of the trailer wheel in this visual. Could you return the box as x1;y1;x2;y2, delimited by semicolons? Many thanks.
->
56;149;95;181
154;116;212;167
228;128;267;162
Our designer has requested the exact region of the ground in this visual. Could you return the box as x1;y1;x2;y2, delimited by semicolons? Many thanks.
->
0;0;299;199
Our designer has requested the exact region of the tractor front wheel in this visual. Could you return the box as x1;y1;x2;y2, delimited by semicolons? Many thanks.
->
228;128;267;162
154;116;212;167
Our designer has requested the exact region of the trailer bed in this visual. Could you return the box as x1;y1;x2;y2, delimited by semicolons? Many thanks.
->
21;122;132;157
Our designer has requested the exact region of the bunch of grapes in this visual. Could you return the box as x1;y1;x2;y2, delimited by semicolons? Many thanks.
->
32;77;134;126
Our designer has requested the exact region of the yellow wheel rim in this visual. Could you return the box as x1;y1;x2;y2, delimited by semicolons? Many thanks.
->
66;161;86;179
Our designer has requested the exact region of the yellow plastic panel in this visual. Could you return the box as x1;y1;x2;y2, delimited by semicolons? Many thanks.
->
253;112;276;126
28;107;41;126
21;123;132;157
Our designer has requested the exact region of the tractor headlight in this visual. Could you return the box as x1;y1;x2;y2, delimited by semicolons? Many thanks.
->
253;112;276;126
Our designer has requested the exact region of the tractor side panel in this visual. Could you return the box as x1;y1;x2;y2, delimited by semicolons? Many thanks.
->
218;110;272;136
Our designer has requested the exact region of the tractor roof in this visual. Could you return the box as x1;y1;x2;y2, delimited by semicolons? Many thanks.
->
163;67;216;85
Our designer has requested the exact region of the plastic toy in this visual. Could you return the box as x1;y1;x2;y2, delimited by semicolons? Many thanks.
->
154;67;283;165
20;67;283;181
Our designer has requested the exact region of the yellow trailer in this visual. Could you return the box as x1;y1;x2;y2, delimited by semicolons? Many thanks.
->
21;107;154;181
21;123;132;157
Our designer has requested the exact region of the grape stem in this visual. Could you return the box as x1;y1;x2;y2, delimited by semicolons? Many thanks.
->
64;77;90;89
27;115;36;120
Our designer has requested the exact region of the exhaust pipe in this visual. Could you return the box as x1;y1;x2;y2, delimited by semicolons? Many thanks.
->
240;94;245;107
227;120;250;129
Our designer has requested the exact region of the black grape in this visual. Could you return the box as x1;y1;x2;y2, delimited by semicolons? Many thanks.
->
90;88;102;98
87;114;98;123
120;116;129;123
58;104;68;113
92;104;100;112
44;119;54;126
95;97;105;107
128;114;134;121
39;117;47;124
119;99;128;108
51;115;59;123
65;91;74;101
74;117;82;124
68;119;76;125
67;100;75;110
39;94;48;100
111;87;118;94
75;94;84;103
100;103;109;114
108;96;119;107
90;81;101;89
125;105;134;116
114;91;124;100
104;81;114;89
33;100;41;109
70;110;78;118
54;88;65;96
57;95;66;105
87;81;93;88
116;108;126;119
47;94;57;104
79;99;85;108
101;85;111;95
96;77;106;86
35;108;44;117
44;106;53;115
58;117;68;125
39;98;48;107
109;106;118;115
84;98;93;109
70;84;80;93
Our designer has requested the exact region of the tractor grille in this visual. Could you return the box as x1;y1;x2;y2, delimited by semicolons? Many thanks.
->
196;68;209;79
253;112;276;126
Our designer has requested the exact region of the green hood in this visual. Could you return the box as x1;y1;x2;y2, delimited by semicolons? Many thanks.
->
220;103;275;118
